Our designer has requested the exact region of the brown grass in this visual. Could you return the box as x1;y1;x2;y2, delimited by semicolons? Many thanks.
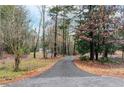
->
74;59;124;78
0;55;63;84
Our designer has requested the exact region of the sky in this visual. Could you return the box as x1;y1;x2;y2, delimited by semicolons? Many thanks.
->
26;6;41;29
26;6;52;30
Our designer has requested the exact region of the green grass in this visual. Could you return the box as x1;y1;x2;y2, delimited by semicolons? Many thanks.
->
0;58;57;80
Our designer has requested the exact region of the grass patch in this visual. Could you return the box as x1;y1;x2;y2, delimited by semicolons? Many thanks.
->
0;57;60;81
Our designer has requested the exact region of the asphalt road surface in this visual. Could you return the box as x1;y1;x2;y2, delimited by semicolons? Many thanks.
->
2;56;124;87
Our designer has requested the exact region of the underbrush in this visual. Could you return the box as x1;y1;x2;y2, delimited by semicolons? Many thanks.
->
79;55;120;64
79;55;89;61
99;57;120;64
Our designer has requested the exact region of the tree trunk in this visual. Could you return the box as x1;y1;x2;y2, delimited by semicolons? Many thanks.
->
73;39;76;55
104;44;108;58
33;47;36;58
54;14;58;57
62;14;66;56
42;6;46;59
89;5;94;60
14;55;20;71
63;28;65;56
67;43;70;55
89;31;94;60
67;41;70;55
95;50;98;60
122;50;124;61
0;49;3;59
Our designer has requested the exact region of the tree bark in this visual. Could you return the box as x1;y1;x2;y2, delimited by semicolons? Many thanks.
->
62;13;66;56
122;50;124;61
95;49;98;60
89;31;94;60
33;47;36;58
104;44;108;58
42;6;46;58
63;30;65;56
89;5;94;61
73;39;76;55
54;14;58;57
14;55;20;71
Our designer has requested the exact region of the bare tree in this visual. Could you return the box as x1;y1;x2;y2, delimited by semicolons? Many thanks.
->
1;6;30;71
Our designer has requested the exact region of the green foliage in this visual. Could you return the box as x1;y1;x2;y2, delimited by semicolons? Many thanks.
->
23;47;30;54
99;57;120;64
102;44;118;54
79;55;89;61
99;57;109;64
76;40;89;55
49;6;61;16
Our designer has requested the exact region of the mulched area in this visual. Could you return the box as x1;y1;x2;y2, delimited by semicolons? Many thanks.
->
74;59;124;78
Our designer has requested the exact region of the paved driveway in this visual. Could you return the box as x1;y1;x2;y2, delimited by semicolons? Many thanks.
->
2;56;124;87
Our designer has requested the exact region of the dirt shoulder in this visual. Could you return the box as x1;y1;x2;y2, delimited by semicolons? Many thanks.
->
74;59;124;78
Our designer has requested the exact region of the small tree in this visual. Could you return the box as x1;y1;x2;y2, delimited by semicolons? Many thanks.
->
1;6;30;71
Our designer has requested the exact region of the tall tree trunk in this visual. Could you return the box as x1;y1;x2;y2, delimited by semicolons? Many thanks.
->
122;50;124;61
67;36;70;55
0;47;3;59
89;5;94;60
73;39;76;55
14;55;20;71
62;13;66;56
95;49;98;60
33;47;36;58
89;31;94;60
95;32;100;60
54;14;58;57
33;6;43;59
63;29;65;56
42;5;46;58
104;44;108;58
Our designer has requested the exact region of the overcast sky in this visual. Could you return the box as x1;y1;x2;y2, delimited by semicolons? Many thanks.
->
26;6;52;30
26;6;41;29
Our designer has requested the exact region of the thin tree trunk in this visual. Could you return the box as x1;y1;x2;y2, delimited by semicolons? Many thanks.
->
89;5;94;61
122;50;124;61
0;48;3;59
33;47;36;58
73;39;76;55
95;49;98;60
104;44;108;58
62;13;66;56
54;14;58;57
67;36;70;55
14;55;20;71
63;29;65;56
33;6;43;59
89;31;94;60
42;5;46;58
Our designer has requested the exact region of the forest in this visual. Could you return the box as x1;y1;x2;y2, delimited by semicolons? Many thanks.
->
0;5;124;83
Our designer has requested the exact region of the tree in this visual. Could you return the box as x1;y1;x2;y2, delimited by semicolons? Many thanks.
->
41;5;47;58
75;5;123;61
58;6;74;56
0;6;30;71
49;6;61;57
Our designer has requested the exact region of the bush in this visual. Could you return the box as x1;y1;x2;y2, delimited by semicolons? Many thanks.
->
79;55;89;61
99;57;120;64
99;57;109;64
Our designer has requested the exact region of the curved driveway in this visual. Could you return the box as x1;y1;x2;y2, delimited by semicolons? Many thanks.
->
4;56;124;87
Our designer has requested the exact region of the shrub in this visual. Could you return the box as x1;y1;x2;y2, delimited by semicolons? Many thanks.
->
79;55;89;61
99;57;120;64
